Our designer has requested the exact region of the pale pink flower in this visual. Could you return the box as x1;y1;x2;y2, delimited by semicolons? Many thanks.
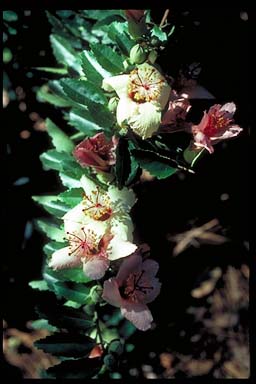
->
102;254;161;331
73;132;117;172
191;102;243;153
49;225;136;280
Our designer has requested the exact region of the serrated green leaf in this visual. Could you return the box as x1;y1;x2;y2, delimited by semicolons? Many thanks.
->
60;78;107;106
50;34;82;75
29;280;49;291
151;25;168;42
45;357;101;379
59;188;84;207
107;22;135;56
44;241;66;257
32;195;69;218
132;149;177;179
40;150;83;181
45;267;91;284
86;101;114;135
68;108;103;136
80;50;112;83
46;11;64;30
92;14;125;30
35;333;95;358
37;85;72;107
30;319;58;333
81;10;124;20
59;172;82;189
90;43;124;74
49;281;90;305
46;118;74;153
36;219;65;242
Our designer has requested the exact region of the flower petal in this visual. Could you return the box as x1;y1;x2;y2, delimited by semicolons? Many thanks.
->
80;174;98;196
220;102;236;116
111;214;134;242
102;278;123;307
63;202;90;232
142;277;162;304
193;131;214;154
121;302;153;331
128;102;162;139
108;185;137;210
82;256;109;280
142;259;159;277
116;96;138;127
211;125;243;141
102;75;129;98
49;247;81;270
116;254;142;284
108;236;137;261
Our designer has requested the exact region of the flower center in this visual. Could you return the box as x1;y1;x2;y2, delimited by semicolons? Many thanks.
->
122;270;153;302
204;110;233;137
82;187;113;221
128;66;164;103
66;227;103;259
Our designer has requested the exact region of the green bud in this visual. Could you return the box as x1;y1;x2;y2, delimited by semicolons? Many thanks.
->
90;285;103;304
148;50;158;64
108;340;124;356
103;354;116;370
108;97;119;113
129;44;147;64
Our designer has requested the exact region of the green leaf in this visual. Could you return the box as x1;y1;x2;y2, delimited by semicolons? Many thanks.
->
107;22;134;56
45;267;91;284
60;78;107;106
40;150;83;179
34;66;68;75
151;25;168;42
81;10;124;20
80;50;111;86
92;14;125;30
43;241;66;257
53;282;90;304
36;219;65;242
29;280;49;291
132;149;177;179
183;146;205;167
35;333;95;358
45;357;101;379
32;195;69;218
3;11;18;22
59;172;82;189
50;34;82;74
45;118;74;153
59;188;84;207
46;11;64;30
90;43;124;74
37;85;72;107
68;108;103;136
30;319;58;333
85;101;114;134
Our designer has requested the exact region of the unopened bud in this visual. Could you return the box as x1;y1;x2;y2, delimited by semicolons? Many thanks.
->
108;97;119;113
90;285;103;304
130;44;147;64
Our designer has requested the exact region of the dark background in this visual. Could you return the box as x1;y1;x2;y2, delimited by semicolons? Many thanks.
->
3;8;250;378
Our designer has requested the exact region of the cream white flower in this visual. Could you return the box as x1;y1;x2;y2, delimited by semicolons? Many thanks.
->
49;175;137;280
102;63;171;139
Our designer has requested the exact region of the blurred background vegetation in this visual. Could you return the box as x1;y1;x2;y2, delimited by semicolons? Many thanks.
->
3;8;250;379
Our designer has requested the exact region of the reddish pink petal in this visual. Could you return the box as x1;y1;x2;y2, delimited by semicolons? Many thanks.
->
193;131;214;154
102;278;123;308
121;302;153;331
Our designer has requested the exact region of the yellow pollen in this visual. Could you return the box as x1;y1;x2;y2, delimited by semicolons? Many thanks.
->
82;187;112;221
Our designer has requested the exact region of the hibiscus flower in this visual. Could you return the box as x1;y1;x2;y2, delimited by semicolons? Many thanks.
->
102;254;161;331
102;63;171;139
191;102;243;153
73;132;117;172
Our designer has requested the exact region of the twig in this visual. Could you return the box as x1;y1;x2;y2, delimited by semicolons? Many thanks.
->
160;9;170;28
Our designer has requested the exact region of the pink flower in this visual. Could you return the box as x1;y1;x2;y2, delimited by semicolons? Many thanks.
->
73;132;117;172
191;102;243;153
102;254;161;331
161;91;191;126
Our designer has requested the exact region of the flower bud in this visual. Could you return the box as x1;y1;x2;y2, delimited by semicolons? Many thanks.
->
90;285;103;304
148;50;158;64
129;44;147;64
108;97;119;113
